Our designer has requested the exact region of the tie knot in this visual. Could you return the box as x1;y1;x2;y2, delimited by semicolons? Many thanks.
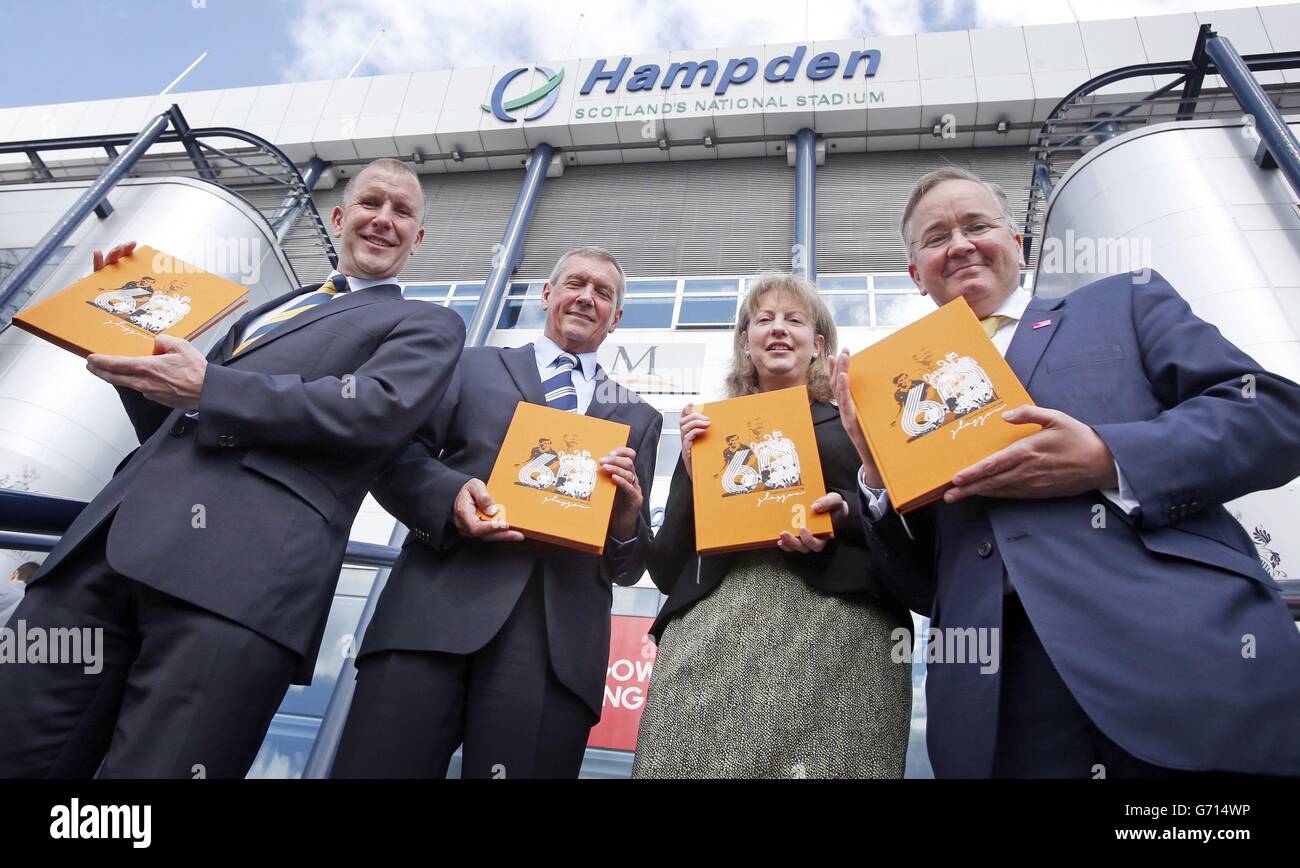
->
979;314;1014;339
325;274;350;295
552;352;580;375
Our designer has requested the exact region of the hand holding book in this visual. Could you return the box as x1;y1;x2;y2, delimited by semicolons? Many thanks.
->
942;404;1119;503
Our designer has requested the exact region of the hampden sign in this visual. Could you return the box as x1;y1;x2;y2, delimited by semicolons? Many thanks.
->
484;45;884;122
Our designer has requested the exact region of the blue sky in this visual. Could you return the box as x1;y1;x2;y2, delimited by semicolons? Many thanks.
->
0;0;1289;109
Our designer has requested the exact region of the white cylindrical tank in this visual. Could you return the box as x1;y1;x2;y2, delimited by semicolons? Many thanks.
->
1035;116;1300;585
0;176;307;574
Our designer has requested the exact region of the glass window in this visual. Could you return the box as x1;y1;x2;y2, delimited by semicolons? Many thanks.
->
402;283;451;303
872;275;916;290
677;295;738;326
453;283;485;298
618;297;675;329
655;431;682;473
818;275;868;292
824;293;872;327
626;279;678;295
497;298;546;329
874;292;932;327
507;281;543;297
449;300;479;323
683;278;739;295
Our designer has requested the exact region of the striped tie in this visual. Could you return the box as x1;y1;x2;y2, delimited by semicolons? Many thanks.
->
233;274;348;356
542;352;580;412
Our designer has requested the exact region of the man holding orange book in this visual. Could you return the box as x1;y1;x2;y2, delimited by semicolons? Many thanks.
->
0;159;464;779
831;166;1300;778
331;247;661;779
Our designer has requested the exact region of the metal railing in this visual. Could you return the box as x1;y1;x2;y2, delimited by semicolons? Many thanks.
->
0;489;398;568
1025;24;1300;259
0;105;336;320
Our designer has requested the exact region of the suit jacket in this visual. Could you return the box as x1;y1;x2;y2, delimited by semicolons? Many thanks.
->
865;271;1300;777
647;400;909;642
360;343;663;716
33;283;466;684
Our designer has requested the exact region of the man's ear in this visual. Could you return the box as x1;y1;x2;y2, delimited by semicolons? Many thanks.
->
907;261;926;295
330;205;343;237
540;281;552;310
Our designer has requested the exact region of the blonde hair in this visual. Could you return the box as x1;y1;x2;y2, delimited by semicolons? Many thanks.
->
725;272;837;403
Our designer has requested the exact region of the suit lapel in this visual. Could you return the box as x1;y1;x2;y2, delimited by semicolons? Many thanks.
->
1004;295;1066;387
585;365;622;422
219;287;304;362
502;344;546;405
223;283;401;363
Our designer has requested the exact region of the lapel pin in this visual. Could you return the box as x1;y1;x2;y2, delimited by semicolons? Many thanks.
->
1031;319;1053;330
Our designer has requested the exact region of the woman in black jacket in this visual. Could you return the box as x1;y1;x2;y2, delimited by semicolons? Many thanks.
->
631;272;912;778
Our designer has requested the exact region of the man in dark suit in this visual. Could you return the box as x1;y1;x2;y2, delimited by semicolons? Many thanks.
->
331;246;662;779
831;166;1300;778
0;158;465;778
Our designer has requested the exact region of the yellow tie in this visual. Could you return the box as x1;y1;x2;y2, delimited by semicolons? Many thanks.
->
980;315;1013;339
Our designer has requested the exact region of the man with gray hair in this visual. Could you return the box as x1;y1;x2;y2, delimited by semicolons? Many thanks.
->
332;246;662;779
832;166;1300;778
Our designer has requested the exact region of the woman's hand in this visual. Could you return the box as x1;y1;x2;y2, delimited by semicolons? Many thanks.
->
776;492;848;554
679;402;710;481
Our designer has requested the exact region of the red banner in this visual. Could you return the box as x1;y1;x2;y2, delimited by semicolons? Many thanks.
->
587;615;656;752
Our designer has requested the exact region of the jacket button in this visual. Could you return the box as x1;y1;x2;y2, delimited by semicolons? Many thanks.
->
184;409;200;419
978;541;993;558
170;421;186;436
217;434;238;448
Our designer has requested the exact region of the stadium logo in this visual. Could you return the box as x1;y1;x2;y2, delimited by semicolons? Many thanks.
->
482;65;565;122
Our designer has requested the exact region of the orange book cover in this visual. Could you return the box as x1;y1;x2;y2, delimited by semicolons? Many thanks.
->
12;245;248;357
483;401;631;555
692;385;834;555
847;296;1039;513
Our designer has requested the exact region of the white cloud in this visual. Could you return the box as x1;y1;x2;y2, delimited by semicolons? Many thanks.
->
280;0;1297;82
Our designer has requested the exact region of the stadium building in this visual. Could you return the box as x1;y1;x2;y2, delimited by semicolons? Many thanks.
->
1;4;1298;777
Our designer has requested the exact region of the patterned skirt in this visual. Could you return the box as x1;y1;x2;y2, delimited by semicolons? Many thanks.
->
632;551;912;779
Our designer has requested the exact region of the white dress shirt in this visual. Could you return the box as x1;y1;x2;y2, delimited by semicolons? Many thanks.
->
533;334;601;415
861;288;1141;520
532;335;637;548
239;271;396;344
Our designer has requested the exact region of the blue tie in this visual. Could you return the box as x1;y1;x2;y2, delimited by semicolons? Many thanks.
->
542;352;580;413
234;274;348;355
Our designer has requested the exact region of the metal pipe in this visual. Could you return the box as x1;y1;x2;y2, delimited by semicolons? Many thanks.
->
300;522;407;779
304;142;558;777
793;128;817;282
1205;33;1300;201
0;110;173;315
463;142;556;348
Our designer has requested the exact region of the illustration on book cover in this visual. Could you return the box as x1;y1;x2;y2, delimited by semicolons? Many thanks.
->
714;417;803;497
515;433;597;502
891;349;1001;441
89;275;192;334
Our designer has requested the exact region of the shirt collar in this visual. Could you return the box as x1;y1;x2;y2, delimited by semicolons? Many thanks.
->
534;334;599;382
329;271;398;293
990;287;1032;322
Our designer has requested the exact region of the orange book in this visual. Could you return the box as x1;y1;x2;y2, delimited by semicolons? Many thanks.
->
692;385;833;555
483;401;631;555
847;296;1039;513
12;245;248;357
